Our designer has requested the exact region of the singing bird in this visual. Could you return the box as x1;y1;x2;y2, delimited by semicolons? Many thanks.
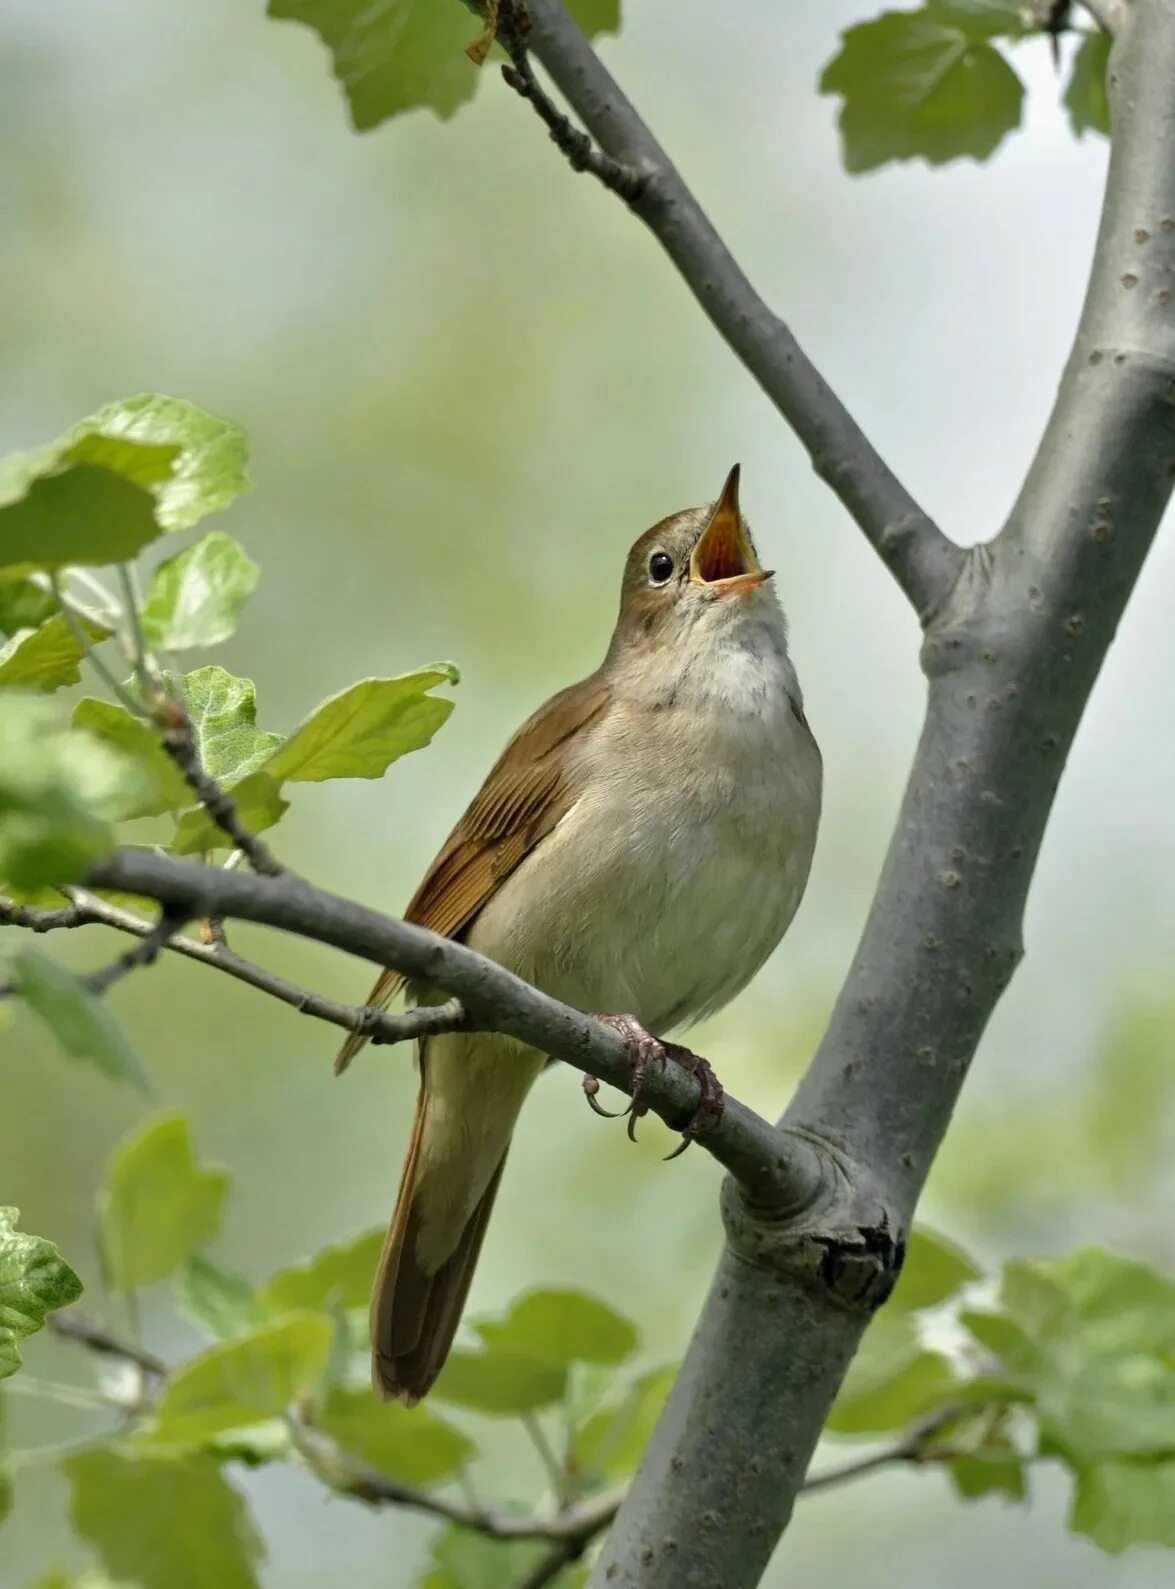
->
338;467;822;1403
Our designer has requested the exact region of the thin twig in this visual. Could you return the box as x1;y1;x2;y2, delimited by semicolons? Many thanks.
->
799;1403;965;1495
497;2;645;202
2;887;471;1052
47;1311;168;1379
497;0;963;623
84;906;188;995
151;691;284;875
116;562;152;697
50;575;146;718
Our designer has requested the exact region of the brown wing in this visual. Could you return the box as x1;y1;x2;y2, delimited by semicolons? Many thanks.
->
334;671;612;1071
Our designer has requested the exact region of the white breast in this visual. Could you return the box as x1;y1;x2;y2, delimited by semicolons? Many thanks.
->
469;611;822;1035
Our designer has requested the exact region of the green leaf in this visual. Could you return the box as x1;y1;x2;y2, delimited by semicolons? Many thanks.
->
263;667;457;784
206;1419;293;1467
71;699;192;819
820;12;1024;174
268;1;620;133
0;694;144;889
176;1258;260;1339
1070;1457;1175;1552
143;1314;332;1447
318;1383;473;1483
98;1113;228;1290
141;532;260;651
1064;31;1111;139
948;1447;1026;1501
0;614;109;692
171;666;282;785
474;1288;638;1366
0;1207;83;1379
415;1526;548;1589
432;1346;567;1415
826;1314;954;1434
570;1364;676;1483
11;946;148;1094
0;397;246;573
890;1226;980;1312
65;1449;263;1589
257;1228;384;1315
0;576;57;635
170;771;288;856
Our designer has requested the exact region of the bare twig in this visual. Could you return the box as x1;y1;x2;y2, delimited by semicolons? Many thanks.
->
2;887;470;1052
47;1311;168;1379
494;0;963;623
84;906;188;995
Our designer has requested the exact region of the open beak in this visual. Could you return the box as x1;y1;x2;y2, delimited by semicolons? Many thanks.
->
688;464;773;595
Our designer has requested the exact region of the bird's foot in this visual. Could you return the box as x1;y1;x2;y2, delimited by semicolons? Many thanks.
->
583;1013;724;1156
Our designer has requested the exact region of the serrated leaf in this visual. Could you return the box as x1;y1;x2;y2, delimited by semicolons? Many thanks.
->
826;1314;955;1434
1064;32;1111;138
318;1384;472;1483
0;614;109;692
0;576;57;635
71;699;191;819
0;694;144;889
99;1114;228;1290
415;1526;548;1589
170;771;288;856
268;0;619;132
432;1347;567;1415
176;1258;260;1339
257;1228;384;1316
263;667;457;783
0;1207;83;1379
474;1289;638;1367
11;946;148;1093
890;1226;980;1312
143;1313;332;1447
820;12;1024;174
141;532;260;651
171;667;282;785
1070;1457;1175;1552
570;1364;676;1483
65;1449;264;1589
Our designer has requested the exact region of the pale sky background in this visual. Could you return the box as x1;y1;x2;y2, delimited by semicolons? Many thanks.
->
1;2;1173;1586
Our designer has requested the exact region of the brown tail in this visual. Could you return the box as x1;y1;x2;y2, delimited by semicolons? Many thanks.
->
369;1088;508;1404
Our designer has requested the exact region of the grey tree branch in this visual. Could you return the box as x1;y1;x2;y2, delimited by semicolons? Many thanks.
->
1078;0;1127;33
499;0;965;623
80;849;823;1209
586;5;1175;1586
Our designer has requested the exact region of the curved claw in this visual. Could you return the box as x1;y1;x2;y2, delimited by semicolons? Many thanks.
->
582;1073;627;1118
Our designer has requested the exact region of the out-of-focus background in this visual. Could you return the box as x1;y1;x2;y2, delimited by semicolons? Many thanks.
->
3;1;1173;1584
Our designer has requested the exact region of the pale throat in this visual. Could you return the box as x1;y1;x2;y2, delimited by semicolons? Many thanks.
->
617;600;800;721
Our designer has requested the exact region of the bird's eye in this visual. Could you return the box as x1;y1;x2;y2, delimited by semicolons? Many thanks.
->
648;551;674;585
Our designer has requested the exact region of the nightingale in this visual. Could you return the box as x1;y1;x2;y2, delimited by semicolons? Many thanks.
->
338;466;822;1404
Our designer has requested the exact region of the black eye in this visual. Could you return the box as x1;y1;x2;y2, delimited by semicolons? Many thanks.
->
648;551;674;584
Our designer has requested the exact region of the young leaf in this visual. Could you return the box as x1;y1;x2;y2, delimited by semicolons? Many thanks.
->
432;1347;568;1415
72;698;192;819
317;1384;473;1483
176;1258;260;1339
268;1;620;132
0;576;57;635
0;466;163;574
826;1314;955;1434
473;1289;639;1367
0;614;108;692
415;1527;550;1589
141;532;260;651
11;945;148;1094
142;1313;333;1447
99;1113;228;1290
889;1226;981;1312
172;667;282;785
0;694;143;888
948;1445;1026;1501
570;1364;677;1483
0;1207;83;1379
263;666;458;783
820;12;1024;174
64;1449;264;1589
1070;1457;1175;1552
1065;32;1111;138
256;1228;384;1315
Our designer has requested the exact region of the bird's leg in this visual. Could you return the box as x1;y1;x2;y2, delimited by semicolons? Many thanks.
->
584;1014;724;1154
